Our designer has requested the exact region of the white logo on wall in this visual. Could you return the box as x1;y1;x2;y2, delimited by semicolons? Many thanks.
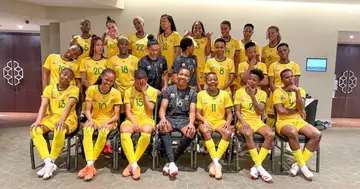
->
2;60;23;86
338;70;357;94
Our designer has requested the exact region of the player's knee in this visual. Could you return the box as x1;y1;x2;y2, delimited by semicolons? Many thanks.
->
242;130;253;139
312;130;322;141
120;125;132;133
264;131;275;141
141;125;153;134
201;129;212;140
287;129;298;139
222;130;233;141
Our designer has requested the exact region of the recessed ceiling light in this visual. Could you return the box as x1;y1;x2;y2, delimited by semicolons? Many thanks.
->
350;35;354;39
17;25;24;29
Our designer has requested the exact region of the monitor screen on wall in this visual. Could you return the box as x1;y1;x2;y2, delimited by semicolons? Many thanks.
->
306;58;327;72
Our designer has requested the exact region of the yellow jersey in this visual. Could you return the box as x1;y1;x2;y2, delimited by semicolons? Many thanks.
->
43;54;80;86
204;58;235;93
158;31;182;69
196;90;233;121
105;36;120;58
268;61;301;88
42;84;79;120
193;37;209;68
74;35;91;61
273;87;306;120
123;85;158;118
80;57;108;85
107;55;139;94
128;33;149;60
239;40;260;63
85;85;122;120
211;36;240;60
238;61;267;87
234;87;267;120
261;44;280;69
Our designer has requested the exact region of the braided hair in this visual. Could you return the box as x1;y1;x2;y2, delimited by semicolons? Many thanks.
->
94;68;117;88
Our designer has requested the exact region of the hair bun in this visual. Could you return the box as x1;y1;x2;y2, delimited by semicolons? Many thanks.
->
107;16;112;21
147;34;155;41
91;34;98;38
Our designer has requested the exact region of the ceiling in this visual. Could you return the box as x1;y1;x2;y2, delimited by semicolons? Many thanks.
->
16;0;121;9
0;12;51;32
338;31;360;44
257;0;360;5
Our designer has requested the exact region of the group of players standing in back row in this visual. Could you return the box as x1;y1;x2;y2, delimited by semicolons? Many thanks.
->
30;14;322;183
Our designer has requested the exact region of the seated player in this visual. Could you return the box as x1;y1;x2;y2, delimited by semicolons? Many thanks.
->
173;37;200;91
205;38;235;95
238;42;268;88
78;68;122;181
273;69;322;180
196;72;233;180
158;68;197;177
30;68;79;179
234;69;274;183
120;70;158;180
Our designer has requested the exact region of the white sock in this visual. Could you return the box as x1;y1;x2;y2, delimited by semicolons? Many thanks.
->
131;162;138;171
212;158;220;166
44;158;52;165
87;160;94;166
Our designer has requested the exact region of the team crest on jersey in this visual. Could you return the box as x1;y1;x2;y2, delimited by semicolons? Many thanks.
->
219;99;224;104
147;65;151;70
51;94;56;99
185;95;189;100
170;93;175;98
130;95;135;99
159;64;163;69
182;63;186;67
110;99;114;103
241;98;245;102
114;63;119;67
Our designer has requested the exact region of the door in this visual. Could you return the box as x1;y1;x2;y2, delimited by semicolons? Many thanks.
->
0;33;41;112
332;44;360;118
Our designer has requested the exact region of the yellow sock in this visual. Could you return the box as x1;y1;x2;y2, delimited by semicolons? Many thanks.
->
266;117;275;128
30;127;50;159
204;139;217;159
121;133;136;163
249;148;261;166
135;133;151;161
93;128;110;160
83;127;95;161
302;148;313;163
258;147;269;164
50;128;67;160
216;139;229;159
292;149;305;166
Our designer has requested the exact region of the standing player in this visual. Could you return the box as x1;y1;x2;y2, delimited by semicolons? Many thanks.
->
70;19;92;62
205;38;235;94
138;34;168;95
184;21;212;90
30;68;79;179
128;17;149;60
234;69;273;183
239;23;260;63
42;44;83;90
78;69;121;181
266;43;300;128
196;72;233;180
157;14;182;75
120;70;158;180
261;26;281;70
103;16;122;58
238;42;268;88
273;69;321;180
211;20;240;91
173;37;200;91
158;68;197;177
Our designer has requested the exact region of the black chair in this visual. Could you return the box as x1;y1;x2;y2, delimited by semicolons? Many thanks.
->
234;133;275;172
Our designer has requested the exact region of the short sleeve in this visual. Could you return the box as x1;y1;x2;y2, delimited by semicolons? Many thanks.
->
229;59;235;73
128;35;133;49
123;88;131;104
114;89;123;105
133;56;139;69
259;91;267;104
43;54;53;70
238;63;246;74
233;89;241;105
261;46;266;60
224;92;234;108
74;64;81;79
211;39;215;52
255;43;260;55
204;59;211;73
106;57;114;70
190;90;197;104
162;57;168;71
162;86;172;100
172;58;181;73
174;33;181;47
268;63;275;77
80;59;86;72
196;93;203;109
273;89;283;105
300;88;306;99
138;58;147;71
69;87;80;101
149;88;158;104
41;85;52;99
294;63;301;76
234;40;241;51
261;63;268;75
85;86;94;101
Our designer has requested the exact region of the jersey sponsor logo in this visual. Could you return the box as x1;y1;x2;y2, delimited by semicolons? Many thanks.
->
281;95;286;99
219;99;224;104
185;95;189;101
241;98;245;102
130;95;135;99
211;64;216;69
51;94;56;99
182;63;186;67
147;65;151;70
110;99;115;103
202;100;208;104
170;93;175;98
